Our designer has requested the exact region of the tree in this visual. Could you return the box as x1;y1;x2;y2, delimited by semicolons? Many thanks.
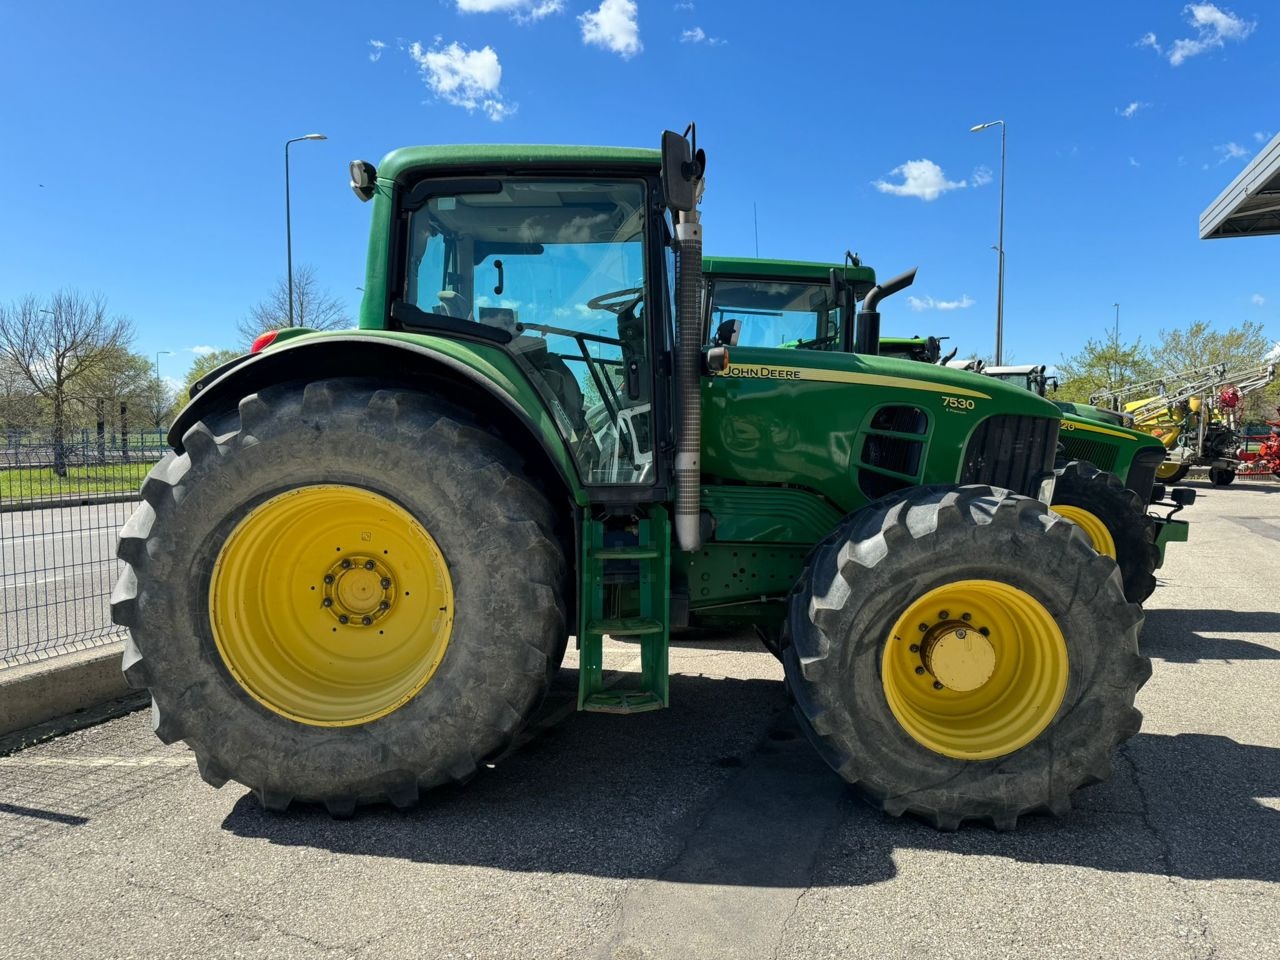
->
0;356;40;432
181;349;242;399
0;292;133;475
1056;328;1159;405
236;264;352;346
1153;320;1271;376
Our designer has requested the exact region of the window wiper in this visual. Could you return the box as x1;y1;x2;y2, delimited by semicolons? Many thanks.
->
390;300;513;344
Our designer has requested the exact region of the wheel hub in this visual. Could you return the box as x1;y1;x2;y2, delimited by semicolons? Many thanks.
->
921;624;996;692
324;555;394;625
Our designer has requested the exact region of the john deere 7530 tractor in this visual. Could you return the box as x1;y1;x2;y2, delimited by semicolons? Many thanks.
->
703;256;1189;605
113;130;1147;830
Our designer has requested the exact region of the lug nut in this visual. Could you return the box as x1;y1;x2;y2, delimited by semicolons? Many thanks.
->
322;598;333;607
380;578;391;589
909;644;920;653
933;681;944;690
918;623;929;633
956;628;967;639
324;574;335;585
979;627;990;637
915;666;926;675
340;559;352;569
938;610;949;620
365;560;376;570
338;615;349;624
380;600;390;610
361;616;372;626
961;612;971;621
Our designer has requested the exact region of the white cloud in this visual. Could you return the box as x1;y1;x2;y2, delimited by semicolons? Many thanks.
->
1129;156;1141;168
409;40;515;122
1251;293;1266;306
1254;131;1274;143
971;165;993;187
680;25;725;45
1140;4;1256;67
455;0;564;22
674;2;695;9
188;345;219;356
1216;141;1249;163
368;39;386;62
873;159;967;201
908;295;975;312
580;0;642;59
1117;101;1148;118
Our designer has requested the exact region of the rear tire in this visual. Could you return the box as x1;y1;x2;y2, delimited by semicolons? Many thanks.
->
1209;466;1236;486
1052;460;1159;604
112;379;567;814
783;485;1148;830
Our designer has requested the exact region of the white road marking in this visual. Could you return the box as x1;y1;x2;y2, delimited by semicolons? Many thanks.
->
0;754;194;768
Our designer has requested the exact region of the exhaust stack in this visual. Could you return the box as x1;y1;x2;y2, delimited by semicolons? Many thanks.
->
854;267;918;355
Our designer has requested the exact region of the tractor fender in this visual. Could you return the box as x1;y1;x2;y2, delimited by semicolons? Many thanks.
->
168;333;585;507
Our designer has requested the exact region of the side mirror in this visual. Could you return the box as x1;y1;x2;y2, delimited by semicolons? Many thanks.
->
713;318;741;347
349;160;377;202
661;128;705;213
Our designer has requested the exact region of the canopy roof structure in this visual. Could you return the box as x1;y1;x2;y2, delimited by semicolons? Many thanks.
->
1200;133;1280;239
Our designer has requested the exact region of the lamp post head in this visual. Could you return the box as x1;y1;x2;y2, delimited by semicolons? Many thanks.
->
304;134;328;141
970;121;1003;132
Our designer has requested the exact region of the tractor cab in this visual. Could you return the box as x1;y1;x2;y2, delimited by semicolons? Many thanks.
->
984;364;1057;397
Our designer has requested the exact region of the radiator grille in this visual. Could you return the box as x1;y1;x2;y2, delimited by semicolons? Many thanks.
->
1060;433;1118;472
960;415;1060;498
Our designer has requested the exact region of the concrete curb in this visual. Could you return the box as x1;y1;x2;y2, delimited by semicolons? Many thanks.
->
0;642;137;740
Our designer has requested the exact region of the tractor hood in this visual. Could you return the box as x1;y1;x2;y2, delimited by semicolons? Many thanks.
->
715;346;1062;418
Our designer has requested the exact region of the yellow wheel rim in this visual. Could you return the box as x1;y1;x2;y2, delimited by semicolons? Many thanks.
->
881;580;1068;760
1155;461;1182;480
209;485;454;726
1052;505;1117;559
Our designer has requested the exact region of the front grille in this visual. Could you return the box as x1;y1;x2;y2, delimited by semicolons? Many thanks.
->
960;415;1059;498
1126;447;1165;503
1060;433;1118;472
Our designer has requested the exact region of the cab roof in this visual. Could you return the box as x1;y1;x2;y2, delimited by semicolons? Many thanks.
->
703;256;877;291
375;145;662;183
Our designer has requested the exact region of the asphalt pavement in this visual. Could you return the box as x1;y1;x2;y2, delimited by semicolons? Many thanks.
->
1;478;1278;960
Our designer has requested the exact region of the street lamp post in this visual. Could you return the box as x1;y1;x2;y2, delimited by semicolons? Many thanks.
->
285;133;328;327
154;350;172;430
971;120;1006;365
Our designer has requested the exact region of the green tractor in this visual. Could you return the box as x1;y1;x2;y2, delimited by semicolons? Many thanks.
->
113;131;1147;829
703;257;1191;604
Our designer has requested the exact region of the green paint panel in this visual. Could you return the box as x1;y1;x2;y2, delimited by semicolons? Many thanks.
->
680;543;811;610
700;346;1056;515
700;485;845;543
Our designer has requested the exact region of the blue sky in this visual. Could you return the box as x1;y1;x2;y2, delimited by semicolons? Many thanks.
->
1;1;1276;381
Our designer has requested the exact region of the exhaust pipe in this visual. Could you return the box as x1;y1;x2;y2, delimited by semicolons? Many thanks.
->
854;267;918;355
673;205;704;551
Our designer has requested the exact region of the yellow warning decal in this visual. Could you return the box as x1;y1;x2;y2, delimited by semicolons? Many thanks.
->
719;363;991;400
1060;419;1138;441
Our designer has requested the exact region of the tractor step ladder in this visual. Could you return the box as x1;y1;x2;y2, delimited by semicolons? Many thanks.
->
577;507;671;714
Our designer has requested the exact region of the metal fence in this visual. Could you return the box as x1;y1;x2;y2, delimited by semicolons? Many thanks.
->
1;429;164;666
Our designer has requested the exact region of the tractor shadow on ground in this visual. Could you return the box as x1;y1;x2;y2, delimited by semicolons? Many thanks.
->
1140;608;1280;662
222;671;1280;888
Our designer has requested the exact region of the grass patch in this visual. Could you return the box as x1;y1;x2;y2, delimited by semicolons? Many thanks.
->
0;461;155;503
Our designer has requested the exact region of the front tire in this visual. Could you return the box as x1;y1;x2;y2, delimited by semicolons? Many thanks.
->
1209;466;1236;486
111;379;566;814
1052;460;1159;604
783;485;1148;830
1156;462;1191;484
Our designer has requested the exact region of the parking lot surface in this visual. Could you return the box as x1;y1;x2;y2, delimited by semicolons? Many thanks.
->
2;479;1278;960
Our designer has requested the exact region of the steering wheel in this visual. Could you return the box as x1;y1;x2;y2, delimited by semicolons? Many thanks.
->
586;287;644;315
